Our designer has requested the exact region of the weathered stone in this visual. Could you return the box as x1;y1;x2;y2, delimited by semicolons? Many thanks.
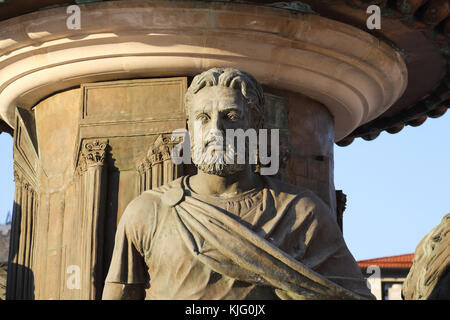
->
0;263;7;300
403;214;450;300
0;225;10;300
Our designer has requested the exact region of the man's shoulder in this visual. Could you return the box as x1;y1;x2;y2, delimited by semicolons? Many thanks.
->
131;177;184;207
119;186;169;228
127;189;163;210
263;176;324;203
119;192;161;228
120;177;184;224
263;175;332;218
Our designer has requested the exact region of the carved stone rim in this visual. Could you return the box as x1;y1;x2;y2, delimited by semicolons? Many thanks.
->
0;0;407;141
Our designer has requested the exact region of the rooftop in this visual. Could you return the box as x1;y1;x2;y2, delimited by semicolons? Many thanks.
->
358;253;414;269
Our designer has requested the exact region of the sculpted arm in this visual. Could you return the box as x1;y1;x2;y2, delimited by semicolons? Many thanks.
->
102;283;146;300
102;194;157;300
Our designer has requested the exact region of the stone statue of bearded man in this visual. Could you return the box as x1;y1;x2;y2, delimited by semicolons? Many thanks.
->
102;68;375;300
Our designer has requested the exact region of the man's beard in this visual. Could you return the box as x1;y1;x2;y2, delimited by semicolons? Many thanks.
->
191;132;246;177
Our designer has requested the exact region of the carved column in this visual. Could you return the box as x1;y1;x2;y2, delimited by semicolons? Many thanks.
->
162;145;171;186
22;183;33;298
162;145;178;185
144;159;152;191
6;170;37;300
77;139;108;300
136;163;145;195
151;150;163;189
6;170;22;300
137;134;184;192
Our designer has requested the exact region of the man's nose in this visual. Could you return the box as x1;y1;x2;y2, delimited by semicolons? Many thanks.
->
209;113;224;132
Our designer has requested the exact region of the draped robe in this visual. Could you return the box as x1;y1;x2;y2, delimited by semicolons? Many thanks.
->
104;175;374;300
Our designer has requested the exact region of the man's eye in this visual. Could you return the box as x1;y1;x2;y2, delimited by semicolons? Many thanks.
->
196;114;209;123
227;112;240;121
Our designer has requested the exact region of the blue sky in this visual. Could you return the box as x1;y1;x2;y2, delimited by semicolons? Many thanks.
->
0;133;13;226
335;112;450;260
0;111;449;261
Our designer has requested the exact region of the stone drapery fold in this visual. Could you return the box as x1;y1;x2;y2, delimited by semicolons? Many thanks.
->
155;180;370;300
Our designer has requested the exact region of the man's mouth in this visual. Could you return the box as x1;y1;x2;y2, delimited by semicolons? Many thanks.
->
205;140;223;148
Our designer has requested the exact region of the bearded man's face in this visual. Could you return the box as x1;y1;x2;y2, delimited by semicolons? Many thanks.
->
188;86;253;176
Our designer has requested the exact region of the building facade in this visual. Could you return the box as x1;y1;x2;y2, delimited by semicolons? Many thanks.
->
358;254;414;300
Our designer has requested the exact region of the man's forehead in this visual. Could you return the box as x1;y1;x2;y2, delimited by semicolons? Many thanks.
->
191;86;244;111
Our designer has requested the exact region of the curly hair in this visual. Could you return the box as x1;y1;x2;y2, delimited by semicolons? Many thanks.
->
184;67;265;129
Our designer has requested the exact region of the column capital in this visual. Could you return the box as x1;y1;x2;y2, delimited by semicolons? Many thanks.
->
81;139;108;167
13;169;23;185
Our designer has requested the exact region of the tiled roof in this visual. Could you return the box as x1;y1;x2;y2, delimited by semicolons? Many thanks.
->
358;254;414;269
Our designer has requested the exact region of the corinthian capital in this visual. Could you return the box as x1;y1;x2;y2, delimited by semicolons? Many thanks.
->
81;139;108;167
13;169;23;185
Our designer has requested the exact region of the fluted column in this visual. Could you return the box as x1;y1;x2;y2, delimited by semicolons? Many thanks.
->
151;151;163;189
144;159;152;191
136;163;145;195
137;134;184;191
6;170;36;300
162;146;173;186
77;139;108;300
6;170;22;300
162;144;183;185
